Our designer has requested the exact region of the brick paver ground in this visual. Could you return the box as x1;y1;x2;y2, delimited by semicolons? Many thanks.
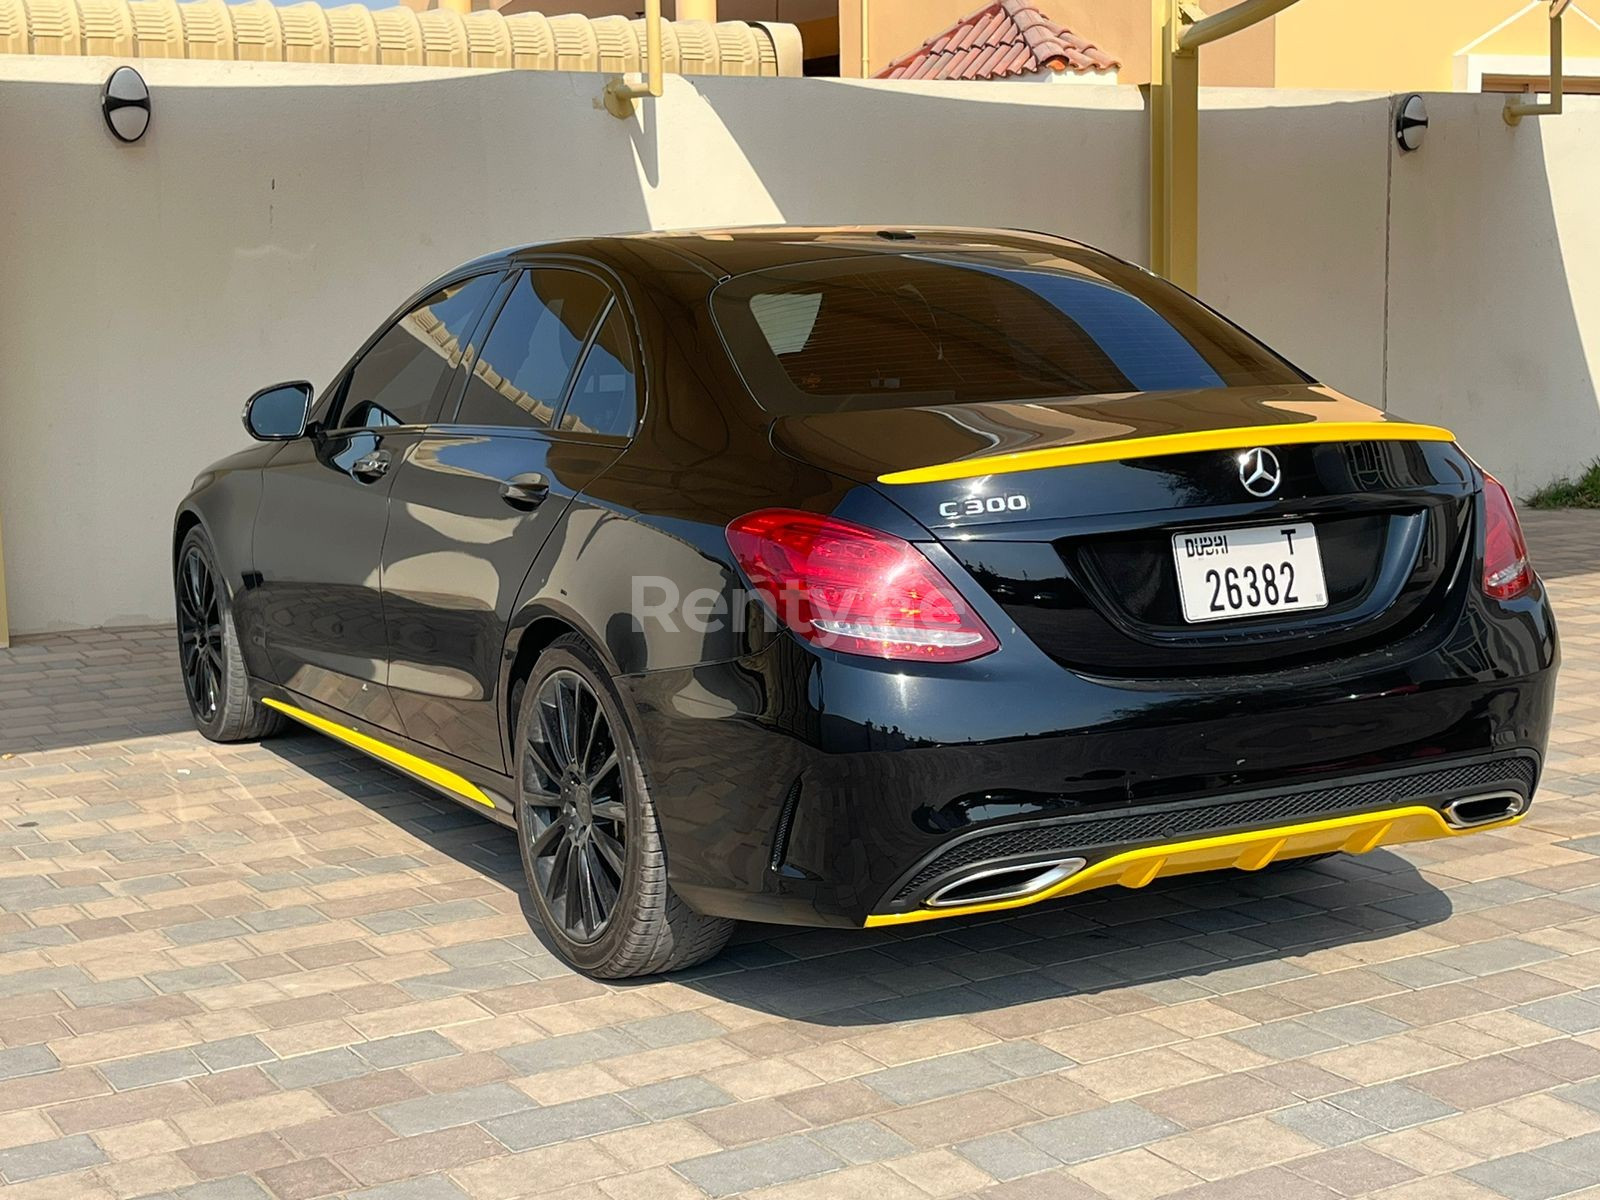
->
0;510;1597;1200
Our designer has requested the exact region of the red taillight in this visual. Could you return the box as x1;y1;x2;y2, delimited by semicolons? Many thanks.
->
1481;472;1534;601
726;509;999;663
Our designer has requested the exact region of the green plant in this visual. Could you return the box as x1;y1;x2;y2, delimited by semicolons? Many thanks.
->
1524;459;1600;509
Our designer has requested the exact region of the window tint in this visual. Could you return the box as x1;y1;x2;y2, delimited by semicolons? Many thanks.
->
560;304;638;438
711;253;1305;415
456;269;610;429
335;274;498;430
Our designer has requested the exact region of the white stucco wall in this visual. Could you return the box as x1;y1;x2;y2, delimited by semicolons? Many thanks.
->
0;58;1595;633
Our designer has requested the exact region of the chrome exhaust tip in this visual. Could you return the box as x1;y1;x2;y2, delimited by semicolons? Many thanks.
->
1441;791;1526;830
924;857;1087;909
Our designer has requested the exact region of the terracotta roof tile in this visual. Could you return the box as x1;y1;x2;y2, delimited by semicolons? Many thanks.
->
875;0;1120;81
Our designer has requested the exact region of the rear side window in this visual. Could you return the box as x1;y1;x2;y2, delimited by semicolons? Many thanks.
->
560;304;638;438
335;274;498;430
710;253;1305;415
456;269;610;429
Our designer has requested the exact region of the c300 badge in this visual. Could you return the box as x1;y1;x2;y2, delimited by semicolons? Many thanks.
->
938;493;1030;520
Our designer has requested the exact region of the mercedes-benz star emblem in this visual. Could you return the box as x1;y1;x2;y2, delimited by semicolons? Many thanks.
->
1238;447;1282;497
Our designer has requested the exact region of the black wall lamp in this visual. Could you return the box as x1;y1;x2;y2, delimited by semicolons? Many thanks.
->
102;66;151;143
1395;93;1428;153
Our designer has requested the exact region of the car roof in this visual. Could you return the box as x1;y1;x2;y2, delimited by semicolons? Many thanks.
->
462;225;1098;282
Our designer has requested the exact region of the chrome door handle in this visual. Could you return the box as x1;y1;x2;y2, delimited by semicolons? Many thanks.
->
350;450;391;482
499;473;551;510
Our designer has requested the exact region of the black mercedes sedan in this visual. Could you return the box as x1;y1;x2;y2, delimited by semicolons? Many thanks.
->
174;226;1558;977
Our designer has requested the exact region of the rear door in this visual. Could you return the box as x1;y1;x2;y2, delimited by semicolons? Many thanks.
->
252;273;500;724
382;265;639;769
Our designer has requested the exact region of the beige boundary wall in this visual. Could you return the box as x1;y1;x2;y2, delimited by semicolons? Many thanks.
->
0;57;1596;633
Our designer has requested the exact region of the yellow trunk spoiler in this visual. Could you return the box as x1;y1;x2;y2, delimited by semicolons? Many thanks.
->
877;421;1455;486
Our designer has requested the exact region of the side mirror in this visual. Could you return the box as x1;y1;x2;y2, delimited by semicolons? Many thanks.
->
243;382;314;441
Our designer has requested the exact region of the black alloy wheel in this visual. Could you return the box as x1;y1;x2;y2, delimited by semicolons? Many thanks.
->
172;527;285;743
522;668;628;943
514;635;734;977
177;545;224;724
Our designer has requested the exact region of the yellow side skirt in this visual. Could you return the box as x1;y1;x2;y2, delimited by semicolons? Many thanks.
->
864;804;1518;927
877;422;1455;486
262;697;496;809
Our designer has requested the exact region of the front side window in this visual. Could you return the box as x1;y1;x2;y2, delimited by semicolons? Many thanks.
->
456;269;610;430
711;252;1306;416
560;304;638;438
334;274;499;430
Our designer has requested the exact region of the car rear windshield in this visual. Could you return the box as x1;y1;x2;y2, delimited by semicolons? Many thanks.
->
710;250;1306;415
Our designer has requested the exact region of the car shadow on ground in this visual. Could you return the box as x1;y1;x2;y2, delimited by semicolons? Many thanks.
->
267;733;1456;1027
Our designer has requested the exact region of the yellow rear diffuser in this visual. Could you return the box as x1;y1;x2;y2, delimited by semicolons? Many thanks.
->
864;804;1517;927
262;697;496;809
877;421;1455;486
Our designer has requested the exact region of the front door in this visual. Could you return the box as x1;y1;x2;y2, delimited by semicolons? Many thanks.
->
382;266;639;769
249;273;500;727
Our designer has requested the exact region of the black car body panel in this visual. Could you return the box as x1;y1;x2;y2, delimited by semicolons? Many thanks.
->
175;226;1559;934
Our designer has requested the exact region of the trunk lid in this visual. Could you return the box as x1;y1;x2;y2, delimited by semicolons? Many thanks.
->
771;386;1479;677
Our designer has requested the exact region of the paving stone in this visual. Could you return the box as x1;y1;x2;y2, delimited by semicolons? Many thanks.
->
810;1118;916;1164
1460;1151;1594;1200
353;1032;459;1070
1515;995;1600;1034
1225;1019;1346;1060
1288;1144;1420;1195
1327;1083;1459;1131
483;1094;643;1150
190;1036;276;1073
374;1083;536;1137
672;1134;845;1197
1532;1129;1600;1179
99;1048;209;1091
347;1179;470;1200
0;1133;108;1182
1268;1099;1385;1146
956;1130;1061;1180
860;1048;1016;1104
1296;1005;1411;1045
263;1048;368;1090
60;978;155;1007
622;1011;727;1048
1017;1102;1183;1164
620;1077;736;1120
495;1028;643;1075
0;1044;59;1081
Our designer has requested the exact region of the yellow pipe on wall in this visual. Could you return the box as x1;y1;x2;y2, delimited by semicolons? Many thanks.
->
1150;0;1307;291
860;0;871;78
603;0;663;117
1506;5;1565;125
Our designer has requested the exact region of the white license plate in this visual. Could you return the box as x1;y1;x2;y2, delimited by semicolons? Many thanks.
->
1172;522;1329;623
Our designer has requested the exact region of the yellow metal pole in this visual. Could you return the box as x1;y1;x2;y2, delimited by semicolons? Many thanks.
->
1169;39;1199;292
1148;0;1172;279
603;0;663;117
1150;0;1306;291
1506;4;1565;125
1179;0;1302;50
860;0;872;78
0;512;10;650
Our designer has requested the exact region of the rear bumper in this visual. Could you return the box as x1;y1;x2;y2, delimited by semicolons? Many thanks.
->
621;580;1557;929
862;754;1533;925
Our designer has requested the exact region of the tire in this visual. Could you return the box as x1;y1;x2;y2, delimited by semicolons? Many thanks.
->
174;526;286;743
514;634;734;978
